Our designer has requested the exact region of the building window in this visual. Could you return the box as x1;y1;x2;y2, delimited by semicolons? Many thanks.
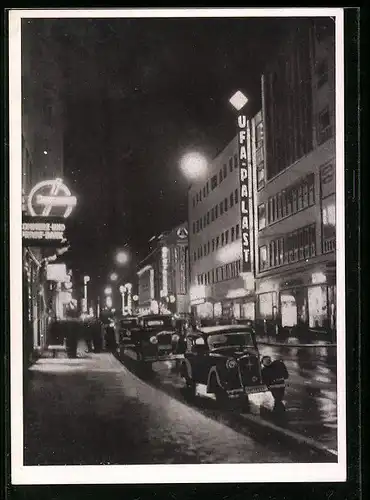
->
203;186;206;198
192;222;196;234
316;59;329;88
224;197;228;212
216;236;220;248
225;230;229;245
230;192;234;207
193;251;196;262
220;201;224;215
235;224;240;239
221;233;225;246
308;286;328;328
229;158;233;172
211;175;218;190
193;197;196;208
234;154;238;169
235;188;239;204
231;227;235;241
223;163;227;178
268;197;273;223
257;164;265;190
322;194;336;253
200;218;203;231
219;168;223;184
259;246;267;272
258;203;266;230
211;207;215;222
203;244;207;256
199;190;202;202
297;185;303;211
215;204;218;218
207;211;210;225
207;241;210;254
212;239;215;252
308;174;315;205
206;181;209;195
317;106;333;145
196;220;200;233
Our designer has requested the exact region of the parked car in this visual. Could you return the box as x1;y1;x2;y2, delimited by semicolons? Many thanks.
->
117;315;138;349
128;314;180;364
180;324;288;407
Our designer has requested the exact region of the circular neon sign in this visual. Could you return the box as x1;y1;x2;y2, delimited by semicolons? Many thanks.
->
27;178;77;218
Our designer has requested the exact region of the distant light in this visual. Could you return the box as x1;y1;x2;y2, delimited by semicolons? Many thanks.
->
229;91;249;111
180;152;208;181
110;272;118;282
104;286;112;295
106;296;113;308
84;275;90;284
119;285;125;294
116;250;129;265
43;150;48;155
133;294;139;301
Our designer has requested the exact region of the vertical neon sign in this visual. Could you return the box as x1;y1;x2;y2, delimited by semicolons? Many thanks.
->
238;114;252;273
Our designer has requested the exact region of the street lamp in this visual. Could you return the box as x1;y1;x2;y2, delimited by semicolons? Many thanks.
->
229;90;249;111
179;152;208;182
110;272;118;282
104;286;112;296
119;285;126;315
83;275;90;313
116;250;129;265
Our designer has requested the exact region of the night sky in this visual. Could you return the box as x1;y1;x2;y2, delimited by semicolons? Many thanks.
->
24;16;298;296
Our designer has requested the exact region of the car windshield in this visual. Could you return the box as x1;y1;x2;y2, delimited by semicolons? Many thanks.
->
207;331;255;350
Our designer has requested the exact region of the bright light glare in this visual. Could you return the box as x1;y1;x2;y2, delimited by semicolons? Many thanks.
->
180;152;208;181
116;250;129;265
43;150;48;155
229;91;249;111
110;272;118;281
216;241;241;264
104;286;112;295
106;296;113;308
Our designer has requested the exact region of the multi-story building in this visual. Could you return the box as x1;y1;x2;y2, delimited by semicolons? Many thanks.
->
254;18;336;340
188;136;257;321
137;223;189;317
21;19;66;363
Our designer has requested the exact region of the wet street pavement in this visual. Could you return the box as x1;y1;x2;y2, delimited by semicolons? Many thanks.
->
24;341;333;466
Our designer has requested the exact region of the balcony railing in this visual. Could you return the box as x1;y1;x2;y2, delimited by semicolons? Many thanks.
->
323;237;336;254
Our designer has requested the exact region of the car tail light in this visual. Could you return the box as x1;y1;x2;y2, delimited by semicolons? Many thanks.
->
226;358;237;370
149;336;158;344
172;334;180;342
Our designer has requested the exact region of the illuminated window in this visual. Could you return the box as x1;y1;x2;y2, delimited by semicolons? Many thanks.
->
258;292;273;318
259;246;267;272
258;203;266;230
308;286;328;328
322;194;335;253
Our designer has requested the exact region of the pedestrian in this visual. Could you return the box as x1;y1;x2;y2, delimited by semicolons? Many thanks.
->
65;319;78;358
84;319;93;353
105;321;117;352
261;356;289;411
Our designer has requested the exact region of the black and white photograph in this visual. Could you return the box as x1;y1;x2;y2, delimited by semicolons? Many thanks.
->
9;8;346;484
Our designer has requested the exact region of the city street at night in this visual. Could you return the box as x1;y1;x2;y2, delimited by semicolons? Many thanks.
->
12;8;345;479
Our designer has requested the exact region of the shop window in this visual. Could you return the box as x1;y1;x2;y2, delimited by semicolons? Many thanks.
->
214;302;222;318
211;175;218;190
258;292;273;318
308;286;328;328
258;203;266;230
317;106;333;145
242;302;255;320
259;245;267;272
322;194;336;253
236;224;240;239
230;192;234;207
224;197;228;212
280;293;298;328
235;188;239;204
223;163;227;178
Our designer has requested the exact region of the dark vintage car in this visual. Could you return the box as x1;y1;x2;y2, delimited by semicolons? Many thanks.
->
117;315;138;348
180;324;288;406
127;314;180;364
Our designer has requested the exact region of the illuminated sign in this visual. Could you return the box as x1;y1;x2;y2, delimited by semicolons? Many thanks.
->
238;114;252;273
46;263;67;282
161;246;169;297
177;227;188;239
22;216;67;247
28;178;77;218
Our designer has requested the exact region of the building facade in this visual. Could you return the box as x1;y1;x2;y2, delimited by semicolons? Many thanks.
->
21;19;67;363
188;136;257;321
255;18;336;340
137;223;190;317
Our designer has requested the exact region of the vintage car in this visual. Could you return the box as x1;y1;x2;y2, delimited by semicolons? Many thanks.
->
127;314;180;364
180;324;287;406
117;315;138;348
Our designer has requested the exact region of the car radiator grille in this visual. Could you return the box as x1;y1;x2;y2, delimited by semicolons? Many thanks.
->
238;355;260;386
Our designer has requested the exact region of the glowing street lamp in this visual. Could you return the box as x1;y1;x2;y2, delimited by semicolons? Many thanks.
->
106;295;113;309
104;286;112;296
110;272;118;282
179;152;208;182
116;250;129;265
119;285;126;315
83;275;90;313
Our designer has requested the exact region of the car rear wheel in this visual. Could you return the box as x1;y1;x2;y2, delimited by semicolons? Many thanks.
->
211;375;228;406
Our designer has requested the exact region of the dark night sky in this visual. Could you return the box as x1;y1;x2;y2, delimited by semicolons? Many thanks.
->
25;16;299;294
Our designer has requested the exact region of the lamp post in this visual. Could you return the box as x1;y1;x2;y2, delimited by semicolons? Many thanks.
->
119;285;126;315
110;272;118;282
125;283;133;315
83;275;90;313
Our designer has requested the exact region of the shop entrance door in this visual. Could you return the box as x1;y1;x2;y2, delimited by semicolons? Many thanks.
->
280;293;297;328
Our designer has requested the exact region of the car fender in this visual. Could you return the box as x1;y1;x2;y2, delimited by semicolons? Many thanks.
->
207;366;224;392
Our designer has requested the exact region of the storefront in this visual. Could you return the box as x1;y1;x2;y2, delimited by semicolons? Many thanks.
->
255;264;336;341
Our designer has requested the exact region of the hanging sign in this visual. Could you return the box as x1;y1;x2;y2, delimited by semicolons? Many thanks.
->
27;178;77;218
238;114;252;273
22;216;67;247
176;226;188;239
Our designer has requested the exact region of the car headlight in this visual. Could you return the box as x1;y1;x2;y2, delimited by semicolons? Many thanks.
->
149;336;158;344
172;334;180;342
261;355;272;367
226;358;237;370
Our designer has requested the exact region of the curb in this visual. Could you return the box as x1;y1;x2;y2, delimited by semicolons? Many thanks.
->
237;412;338;459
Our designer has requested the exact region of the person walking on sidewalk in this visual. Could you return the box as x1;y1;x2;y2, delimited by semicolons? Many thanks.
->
261;356;289;412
